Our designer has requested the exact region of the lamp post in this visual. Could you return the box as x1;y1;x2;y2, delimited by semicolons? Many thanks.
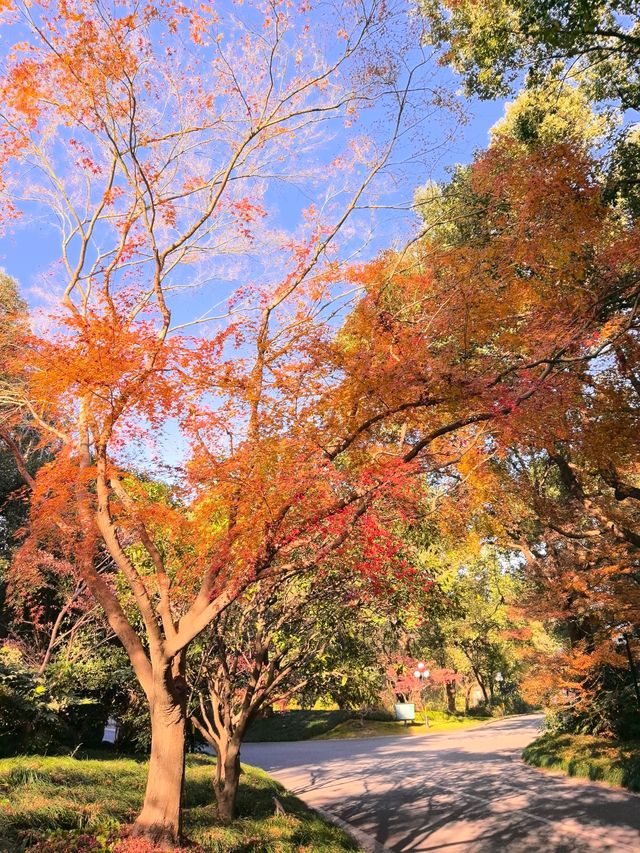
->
413;662;431;728
495;671;505;715
614;632;640;710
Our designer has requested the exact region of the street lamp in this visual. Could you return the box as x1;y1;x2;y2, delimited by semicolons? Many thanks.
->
494;672;505;713
413;662;431;728
614;631;640;709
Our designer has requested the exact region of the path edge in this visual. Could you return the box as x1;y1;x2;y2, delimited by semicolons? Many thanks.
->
313;804;392;853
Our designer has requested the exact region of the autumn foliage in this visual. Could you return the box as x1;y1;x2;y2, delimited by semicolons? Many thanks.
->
0;0;638;846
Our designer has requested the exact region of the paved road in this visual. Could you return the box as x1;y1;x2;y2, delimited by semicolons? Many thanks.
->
241;715;640;852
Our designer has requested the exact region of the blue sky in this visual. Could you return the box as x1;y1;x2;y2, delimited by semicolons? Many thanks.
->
0;95;507;311
0;67;507;316
0;0;512;471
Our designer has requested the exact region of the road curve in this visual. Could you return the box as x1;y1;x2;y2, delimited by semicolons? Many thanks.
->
240;715;640;852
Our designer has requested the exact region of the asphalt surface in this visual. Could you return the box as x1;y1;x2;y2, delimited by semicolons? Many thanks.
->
240;715;640;852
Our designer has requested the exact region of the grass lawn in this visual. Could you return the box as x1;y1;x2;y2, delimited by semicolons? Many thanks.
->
0;753;360;852
244;710;351;742
318;710;492;739
245;709;492;742
523;732;640;792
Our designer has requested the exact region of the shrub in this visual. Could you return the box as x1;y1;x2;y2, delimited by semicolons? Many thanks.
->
360;706;395;722
546;678;640;740
0;645;67;756
0;641;140;757
466;702;500;718
523;731;640;793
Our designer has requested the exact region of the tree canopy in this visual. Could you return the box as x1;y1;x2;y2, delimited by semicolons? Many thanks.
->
420;0;640;109
0;0;639;848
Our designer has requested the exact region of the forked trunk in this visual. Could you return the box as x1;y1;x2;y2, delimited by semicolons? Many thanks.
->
131;682;186;848
214;738;241;825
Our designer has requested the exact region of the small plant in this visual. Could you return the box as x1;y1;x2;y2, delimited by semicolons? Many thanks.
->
7;767;47;787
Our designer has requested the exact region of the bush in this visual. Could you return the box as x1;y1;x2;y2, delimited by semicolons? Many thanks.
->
505;695;537;715
244;709;351;741
546;674;640;740
359;706;395;722
0;645;67;756
0;643;127;756
466;702;501;718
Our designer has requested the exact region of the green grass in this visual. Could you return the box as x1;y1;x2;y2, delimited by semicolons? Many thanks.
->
0;753;360;852
244;710;351;742
244;709;492;742
318;710;492;739
523;732;640;791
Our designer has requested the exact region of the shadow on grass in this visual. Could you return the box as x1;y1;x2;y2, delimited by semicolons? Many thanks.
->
0;753;358;852
188;763;359;850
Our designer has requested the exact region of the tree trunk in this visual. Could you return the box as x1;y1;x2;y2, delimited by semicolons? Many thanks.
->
130;679;186;848
475;670;489;703
445;681;456;713
215;738;241;825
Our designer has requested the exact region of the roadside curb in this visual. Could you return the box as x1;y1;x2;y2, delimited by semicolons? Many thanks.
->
313;805;392;853
518;753;640;800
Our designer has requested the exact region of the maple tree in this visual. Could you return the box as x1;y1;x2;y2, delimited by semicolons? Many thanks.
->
386;656;459;706
0;1;639;847
0;0;452;844
188;560;420;823
416;83;640;738
483;352;640;734
188;577;335;824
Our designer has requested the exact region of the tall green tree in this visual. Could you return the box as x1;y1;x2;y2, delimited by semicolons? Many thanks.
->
419;1;640;222
414;542;535;707
420;0;640;109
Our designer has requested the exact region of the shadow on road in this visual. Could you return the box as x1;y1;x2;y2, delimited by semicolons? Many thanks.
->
331;745;640;851
242;716;640;852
